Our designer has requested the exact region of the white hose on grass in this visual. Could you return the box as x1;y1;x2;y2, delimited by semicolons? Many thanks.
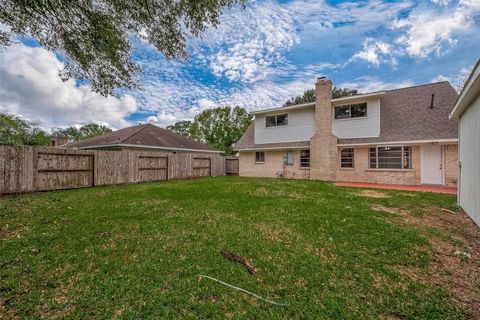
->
198;274;287;306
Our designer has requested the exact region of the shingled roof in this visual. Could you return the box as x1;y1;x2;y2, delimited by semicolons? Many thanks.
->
234;81;458;150
64;124;221;153
338;82;458;145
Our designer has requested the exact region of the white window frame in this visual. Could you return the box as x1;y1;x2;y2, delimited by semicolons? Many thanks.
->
255;151;265;163
369;146;412;170
283;151;293;165
300;150;310;168
340;148;354;168
334;103;367;120
265;114;288;127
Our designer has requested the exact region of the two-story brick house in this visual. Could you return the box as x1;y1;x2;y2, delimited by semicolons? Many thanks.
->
234;78;458;187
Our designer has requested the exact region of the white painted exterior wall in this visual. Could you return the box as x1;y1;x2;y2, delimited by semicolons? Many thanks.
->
332;98;381;139
458;94;480;226
254;107;315;144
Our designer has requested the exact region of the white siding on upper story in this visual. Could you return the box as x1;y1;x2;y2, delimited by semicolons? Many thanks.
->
332;98;380;139
254;107;315;144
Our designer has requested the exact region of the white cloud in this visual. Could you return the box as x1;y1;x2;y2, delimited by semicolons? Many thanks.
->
431;75;450;82
337;76;414;94
199;1;299;83
197;98;217;110
146;116;158;124
350;38;397;66
196;0;413;83
394;0;480;58
430;67;472;92
430;0;451;5
0;43;137;129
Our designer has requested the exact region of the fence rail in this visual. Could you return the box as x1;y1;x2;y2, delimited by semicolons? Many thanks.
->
0;146;226;194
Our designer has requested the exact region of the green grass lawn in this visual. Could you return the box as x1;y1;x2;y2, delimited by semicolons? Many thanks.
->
1;177;478;319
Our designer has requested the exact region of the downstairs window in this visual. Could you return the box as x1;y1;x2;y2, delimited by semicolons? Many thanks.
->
369;146;412;169
255;151;265;163
283;151;293;165
300;150;310;168
340;148;354;168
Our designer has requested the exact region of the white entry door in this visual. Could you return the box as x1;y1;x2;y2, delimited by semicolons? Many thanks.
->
421;145;443;185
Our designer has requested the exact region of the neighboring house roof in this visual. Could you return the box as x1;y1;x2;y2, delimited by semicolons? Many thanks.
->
234;123;309;151
64;123;221;153
338;82;458;146
235;81;458;150
450;57;480;119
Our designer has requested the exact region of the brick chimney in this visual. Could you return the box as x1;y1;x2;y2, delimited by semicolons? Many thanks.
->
309;77;337;181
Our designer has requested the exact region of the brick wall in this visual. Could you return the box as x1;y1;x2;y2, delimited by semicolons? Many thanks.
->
444;144;458;187
337;144;458;186
239;150;310;179
309;78;338;181
337;146;421;185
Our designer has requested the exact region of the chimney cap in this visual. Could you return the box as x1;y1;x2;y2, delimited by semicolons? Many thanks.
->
317;76;326;81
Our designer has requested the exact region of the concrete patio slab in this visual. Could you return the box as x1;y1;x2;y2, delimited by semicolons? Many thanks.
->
335;182;457;195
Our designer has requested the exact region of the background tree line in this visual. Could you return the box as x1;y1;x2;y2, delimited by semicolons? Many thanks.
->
0;113;112;146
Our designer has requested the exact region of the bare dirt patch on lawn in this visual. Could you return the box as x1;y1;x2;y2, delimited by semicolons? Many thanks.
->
357;190;389;198
375;204;480;318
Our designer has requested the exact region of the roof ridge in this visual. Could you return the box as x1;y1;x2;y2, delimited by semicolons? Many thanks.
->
385;81;450;93
119;123;150;143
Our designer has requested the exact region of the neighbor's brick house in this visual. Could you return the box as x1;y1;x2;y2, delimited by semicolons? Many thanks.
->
234;78;458;187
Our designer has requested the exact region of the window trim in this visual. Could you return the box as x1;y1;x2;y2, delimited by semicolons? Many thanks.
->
265;113;289;128
368;146;412;170
333;103;368;120
283;151;293;165
300;150;310;168
255;151;265;163
340;148;355;169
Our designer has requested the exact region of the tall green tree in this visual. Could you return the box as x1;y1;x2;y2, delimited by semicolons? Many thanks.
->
166;120;194;139
332;87;358;99
283;87;358;107
54;123;112;142
167;106;252;154
0;113;50;146
283;89;315;107
0;0;246;96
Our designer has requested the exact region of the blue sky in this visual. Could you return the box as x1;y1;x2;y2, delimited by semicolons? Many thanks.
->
1;0;479;129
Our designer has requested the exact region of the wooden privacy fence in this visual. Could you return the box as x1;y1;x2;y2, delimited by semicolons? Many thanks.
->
225;156;239;176
0;146;226;194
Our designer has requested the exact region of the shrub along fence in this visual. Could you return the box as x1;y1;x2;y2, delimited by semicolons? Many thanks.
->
0;146;226;194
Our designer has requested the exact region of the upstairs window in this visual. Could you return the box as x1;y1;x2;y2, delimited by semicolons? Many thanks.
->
369;146;412;169
255;151;265;163
340;148;354;168
334;103;367;120
266;114;288;127
300;150;310;168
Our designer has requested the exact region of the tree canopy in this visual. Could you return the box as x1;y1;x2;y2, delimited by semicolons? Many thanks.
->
167;106;252;154
0;0;246;96
283;87;359;107
0;113;50;146
53;123;112;142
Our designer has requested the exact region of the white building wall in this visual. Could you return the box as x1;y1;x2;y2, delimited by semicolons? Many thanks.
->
254;107;315;144
332;98;380;139
459;94;480;226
